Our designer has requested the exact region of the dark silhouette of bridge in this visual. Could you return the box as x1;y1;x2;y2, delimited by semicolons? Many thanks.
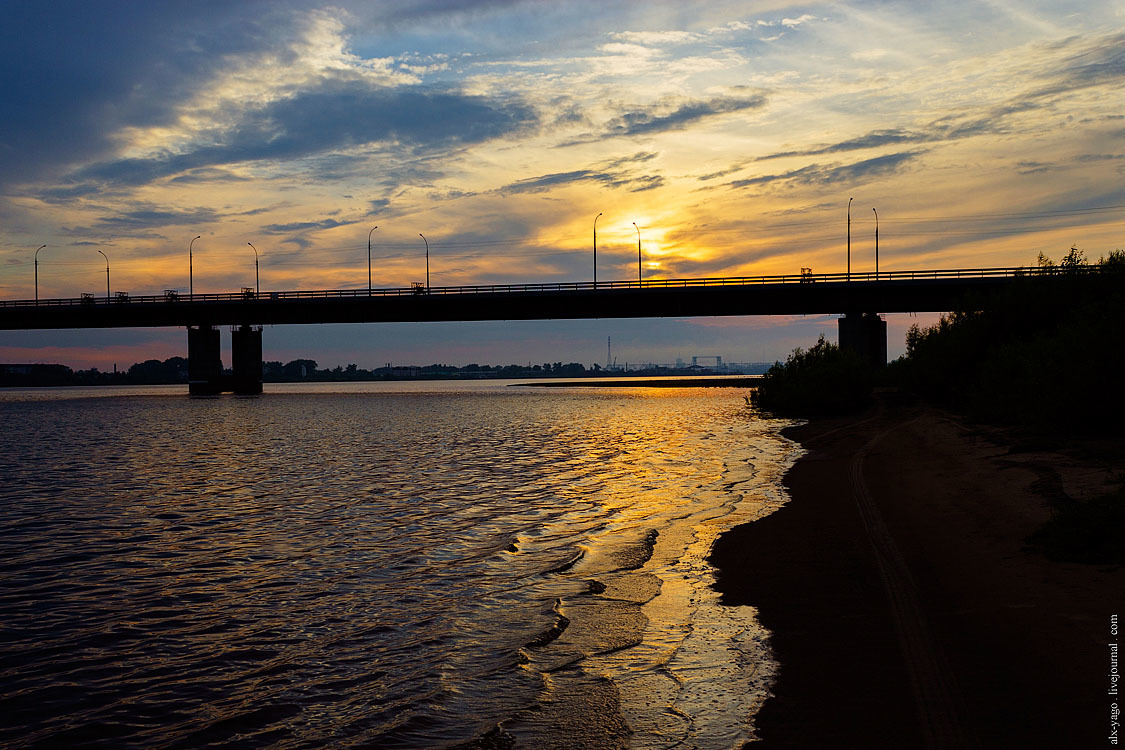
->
0;267;1051;395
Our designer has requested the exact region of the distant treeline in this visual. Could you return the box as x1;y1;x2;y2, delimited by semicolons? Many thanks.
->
758;247;1125;429
1;358;730;387
0;358;192;387
261;360;601;382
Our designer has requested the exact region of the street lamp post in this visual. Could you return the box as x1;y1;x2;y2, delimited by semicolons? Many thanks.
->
247;243;260;295
872;208;879;279
419;234;429;289
367;226;378;294
632;221;641;284
189;235;201;296
97;250;110;301
33;244;46;303
847;197;853;280
593;212;602;287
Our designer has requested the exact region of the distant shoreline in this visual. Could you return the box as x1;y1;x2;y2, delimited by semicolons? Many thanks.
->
511;376;760;388
1;361;768;389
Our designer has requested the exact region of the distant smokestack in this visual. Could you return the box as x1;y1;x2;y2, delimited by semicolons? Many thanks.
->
607;336;611;369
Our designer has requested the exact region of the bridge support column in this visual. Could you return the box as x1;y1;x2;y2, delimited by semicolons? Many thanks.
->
231;325;263;395
188;325;223;396
838;312;887;368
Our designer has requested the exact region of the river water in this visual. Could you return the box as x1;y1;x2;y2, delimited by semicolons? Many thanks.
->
0;381;798;748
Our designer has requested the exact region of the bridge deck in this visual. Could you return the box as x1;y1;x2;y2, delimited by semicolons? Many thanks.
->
0;267;1057;330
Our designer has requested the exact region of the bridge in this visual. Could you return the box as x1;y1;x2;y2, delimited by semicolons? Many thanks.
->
0;266;1050;395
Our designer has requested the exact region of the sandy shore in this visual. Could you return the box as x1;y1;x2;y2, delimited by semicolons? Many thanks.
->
710;393;1124;748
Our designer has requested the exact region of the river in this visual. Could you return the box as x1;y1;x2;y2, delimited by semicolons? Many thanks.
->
0;381;797;748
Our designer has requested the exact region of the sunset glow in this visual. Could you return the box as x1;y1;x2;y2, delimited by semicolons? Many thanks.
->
2;1;1123;368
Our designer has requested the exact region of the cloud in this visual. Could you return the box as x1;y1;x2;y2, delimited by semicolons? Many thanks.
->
610;30;702;46
781;14;817;28
502;169;663;194
0;2;293;190
0;3;537;194
90;206;223;231
36;184;105;204
754;117;1000;162
500;152;663;194
748;32;1125;167
169;168;252;184
1032;31;1125;96
972;32;1125;122
1017;161;1052;174
1076;153;1125;163
726;151;923;190
70;76;536;188
52;204;223;240
560;91;767;146
261;218;358;234
604;92;767;137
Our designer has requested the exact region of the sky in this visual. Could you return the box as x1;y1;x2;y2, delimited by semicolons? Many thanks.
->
1;0;1123;370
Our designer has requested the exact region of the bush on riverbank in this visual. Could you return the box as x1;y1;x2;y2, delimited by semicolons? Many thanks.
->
893;248;1125;433
756;335;873;417
1025;485;1125;565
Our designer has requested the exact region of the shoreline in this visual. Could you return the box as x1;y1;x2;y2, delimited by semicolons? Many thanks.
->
710;395;1124;747
511;376;759;388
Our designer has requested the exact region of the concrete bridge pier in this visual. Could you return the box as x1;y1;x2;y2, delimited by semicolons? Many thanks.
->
231;325;263;395
187;325;223;396
187;324;263;395
838;312;887;368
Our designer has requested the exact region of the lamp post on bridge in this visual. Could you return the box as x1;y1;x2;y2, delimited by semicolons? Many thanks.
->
97;250;110;302
189;235;201;297
33;244;46;303
593;212;602;288
367;225;378;294
247;242;259;295
419;233;429;289
847;197;853;281
632;221;642;284
872;208;879;280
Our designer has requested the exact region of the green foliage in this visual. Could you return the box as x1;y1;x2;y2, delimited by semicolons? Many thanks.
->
757;335;873;416
1060;245;1086;269
127;357;189;383
1026;486;1125;565
895;249;1125;432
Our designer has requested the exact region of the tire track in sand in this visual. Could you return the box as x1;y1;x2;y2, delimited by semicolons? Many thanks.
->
850;422;978;749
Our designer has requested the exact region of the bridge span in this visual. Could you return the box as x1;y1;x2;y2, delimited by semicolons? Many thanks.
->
0;267;1024;329
0;267;1038;395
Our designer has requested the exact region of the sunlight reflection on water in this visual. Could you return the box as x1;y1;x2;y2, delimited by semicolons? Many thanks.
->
0;381;795;748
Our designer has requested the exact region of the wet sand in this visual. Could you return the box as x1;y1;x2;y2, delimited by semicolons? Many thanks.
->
710;394;1124;748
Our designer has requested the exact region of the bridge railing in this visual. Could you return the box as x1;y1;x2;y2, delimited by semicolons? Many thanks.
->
0;264;1088;307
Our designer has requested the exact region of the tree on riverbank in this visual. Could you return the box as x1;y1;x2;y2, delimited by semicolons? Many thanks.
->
894;248;1125;566
894;248;1125;433
755;335;874;416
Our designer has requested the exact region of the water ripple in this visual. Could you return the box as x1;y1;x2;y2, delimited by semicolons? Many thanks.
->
0;384;792;748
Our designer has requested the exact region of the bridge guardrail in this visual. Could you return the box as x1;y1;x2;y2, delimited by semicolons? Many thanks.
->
0;265;1091;308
